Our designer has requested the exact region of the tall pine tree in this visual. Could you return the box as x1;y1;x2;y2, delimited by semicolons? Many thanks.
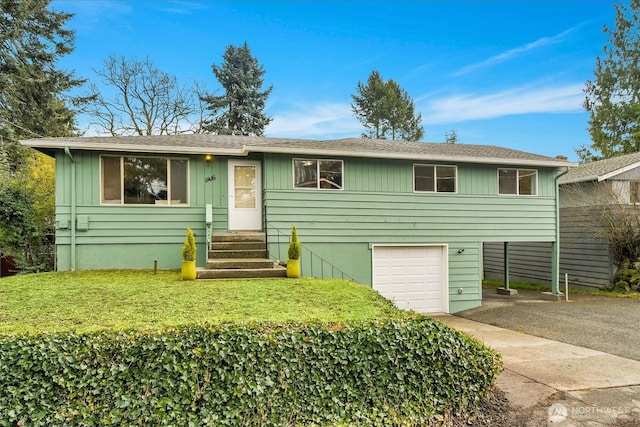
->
201;42;272;136
0;0;81;146
580;0;640;161
351;70;424;141
351;71;387;139
0;0;81;270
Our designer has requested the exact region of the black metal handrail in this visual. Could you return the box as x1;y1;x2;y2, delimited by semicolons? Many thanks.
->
266;223;357;282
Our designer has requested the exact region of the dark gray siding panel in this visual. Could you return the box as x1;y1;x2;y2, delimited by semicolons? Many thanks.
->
483;207;614;289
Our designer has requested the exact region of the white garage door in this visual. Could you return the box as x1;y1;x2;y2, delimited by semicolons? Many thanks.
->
372;245;448;313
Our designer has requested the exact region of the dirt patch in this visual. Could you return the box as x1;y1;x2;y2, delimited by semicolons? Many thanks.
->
451;388;518;426
448;388;640;427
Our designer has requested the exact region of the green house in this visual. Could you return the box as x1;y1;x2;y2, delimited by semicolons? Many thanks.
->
22;135;572;313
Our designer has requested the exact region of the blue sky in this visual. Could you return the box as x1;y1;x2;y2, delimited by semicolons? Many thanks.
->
54;0;618;161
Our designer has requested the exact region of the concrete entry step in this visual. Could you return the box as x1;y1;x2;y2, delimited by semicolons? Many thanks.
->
211;241;266;251
206;258;278;269
198;232;283;280
212;232;266;243
208;249;268;259
196;266;286;279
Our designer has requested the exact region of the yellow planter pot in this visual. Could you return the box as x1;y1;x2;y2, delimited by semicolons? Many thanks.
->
181;260;197;280
286;259;301;278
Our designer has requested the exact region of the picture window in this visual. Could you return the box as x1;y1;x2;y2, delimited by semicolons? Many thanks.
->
101;156;189;205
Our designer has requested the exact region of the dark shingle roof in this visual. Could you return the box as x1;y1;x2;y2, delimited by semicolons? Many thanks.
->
559;152;640;184
21;134;573;168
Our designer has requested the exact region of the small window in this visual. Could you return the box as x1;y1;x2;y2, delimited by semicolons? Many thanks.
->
101;156;189;205
294;159;343;189
414;165;457;193
498;168;537;195
631;181;640;204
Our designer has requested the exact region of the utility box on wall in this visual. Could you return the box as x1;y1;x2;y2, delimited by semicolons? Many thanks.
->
76;215;90;231
56;217;70;230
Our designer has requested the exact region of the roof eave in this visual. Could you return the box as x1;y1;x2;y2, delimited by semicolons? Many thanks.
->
20;140;248;156
559;175;599;185
20;139;574;168
246;145;575;167
598;161;640;182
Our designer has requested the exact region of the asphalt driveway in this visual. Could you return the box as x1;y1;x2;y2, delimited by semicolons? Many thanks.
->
456;286;640;362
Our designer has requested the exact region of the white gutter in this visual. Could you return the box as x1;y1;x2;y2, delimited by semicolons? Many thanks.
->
22;140;248;156
551;166;571;294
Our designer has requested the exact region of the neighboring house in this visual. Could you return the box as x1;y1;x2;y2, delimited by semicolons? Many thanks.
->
484;152;640;289
22;135;571;313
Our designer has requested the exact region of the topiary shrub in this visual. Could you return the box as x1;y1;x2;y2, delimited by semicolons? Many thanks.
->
287;225;301;260
182;228;196;262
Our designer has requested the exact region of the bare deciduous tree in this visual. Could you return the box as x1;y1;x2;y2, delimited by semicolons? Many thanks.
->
84;55;206;136
565;181;640;266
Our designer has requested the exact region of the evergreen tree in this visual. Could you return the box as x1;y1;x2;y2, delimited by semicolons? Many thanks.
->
385;79;424;141
201;42;272;136
445;130;459;144
351;70;424;141
351;70;387;139
580;0;640;161
0;0;80;270
0;0;81;145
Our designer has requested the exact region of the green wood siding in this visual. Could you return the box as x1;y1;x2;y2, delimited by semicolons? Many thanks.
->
263;153;560;313
53;150;232;270
53;149;561;314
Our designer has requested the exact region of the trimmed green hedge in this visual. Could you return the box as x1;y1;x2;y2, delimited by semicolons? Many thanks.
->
0;318;501;426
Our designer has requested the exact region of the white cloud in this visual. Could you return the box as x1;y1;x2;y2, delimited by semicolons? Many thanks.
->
421;83;585;124
452;25;580;77
157;1;210;15
266;102;361;139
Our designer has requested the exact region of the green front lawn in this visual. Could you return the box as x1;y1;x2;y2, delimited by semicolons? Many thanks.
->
0;270;408;335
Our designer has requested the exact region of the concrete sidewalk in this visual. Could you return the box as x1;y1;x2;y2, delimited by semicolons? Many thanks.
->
434;315;640;426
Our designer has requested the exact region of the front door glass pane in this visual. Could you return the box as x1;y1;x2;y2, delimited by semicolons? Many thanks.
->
235;165;256;208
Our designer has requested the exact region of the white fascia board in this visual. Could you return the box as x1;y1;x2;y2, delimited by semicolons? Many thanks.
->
598;162;640;182
21;140;248;156
245;145;575;168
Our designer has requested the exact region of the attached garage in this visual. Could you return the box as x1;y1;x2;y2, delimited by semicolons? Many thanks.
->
372;245;449;314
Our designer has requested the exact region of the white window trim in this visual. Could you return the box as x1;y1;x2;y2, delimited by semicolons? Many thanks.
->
413;164;458;194
100;155;190;206
292;158;344;190
497;168;538;196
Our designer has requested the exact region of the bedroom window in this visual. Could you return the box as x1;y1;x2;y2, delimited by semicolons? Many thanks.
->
293;159;343;189
414;164;457;193
498;168;537;195
101;156;189;205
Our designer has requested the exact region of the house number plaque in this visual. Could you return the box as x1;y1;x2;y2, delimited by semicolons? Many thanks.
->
205;175;216;183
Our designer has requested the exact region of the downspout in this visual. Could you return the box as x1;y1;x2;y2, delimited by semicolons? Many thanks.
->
552;166;571;294
64;147;76;271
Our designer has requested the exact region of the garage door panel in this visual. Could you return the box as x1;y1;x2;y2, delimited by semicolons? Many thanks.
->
372;245;448;314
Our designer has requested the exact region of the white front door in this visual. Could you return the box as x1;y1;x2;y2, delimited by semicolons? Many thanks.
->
228;160;262;231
